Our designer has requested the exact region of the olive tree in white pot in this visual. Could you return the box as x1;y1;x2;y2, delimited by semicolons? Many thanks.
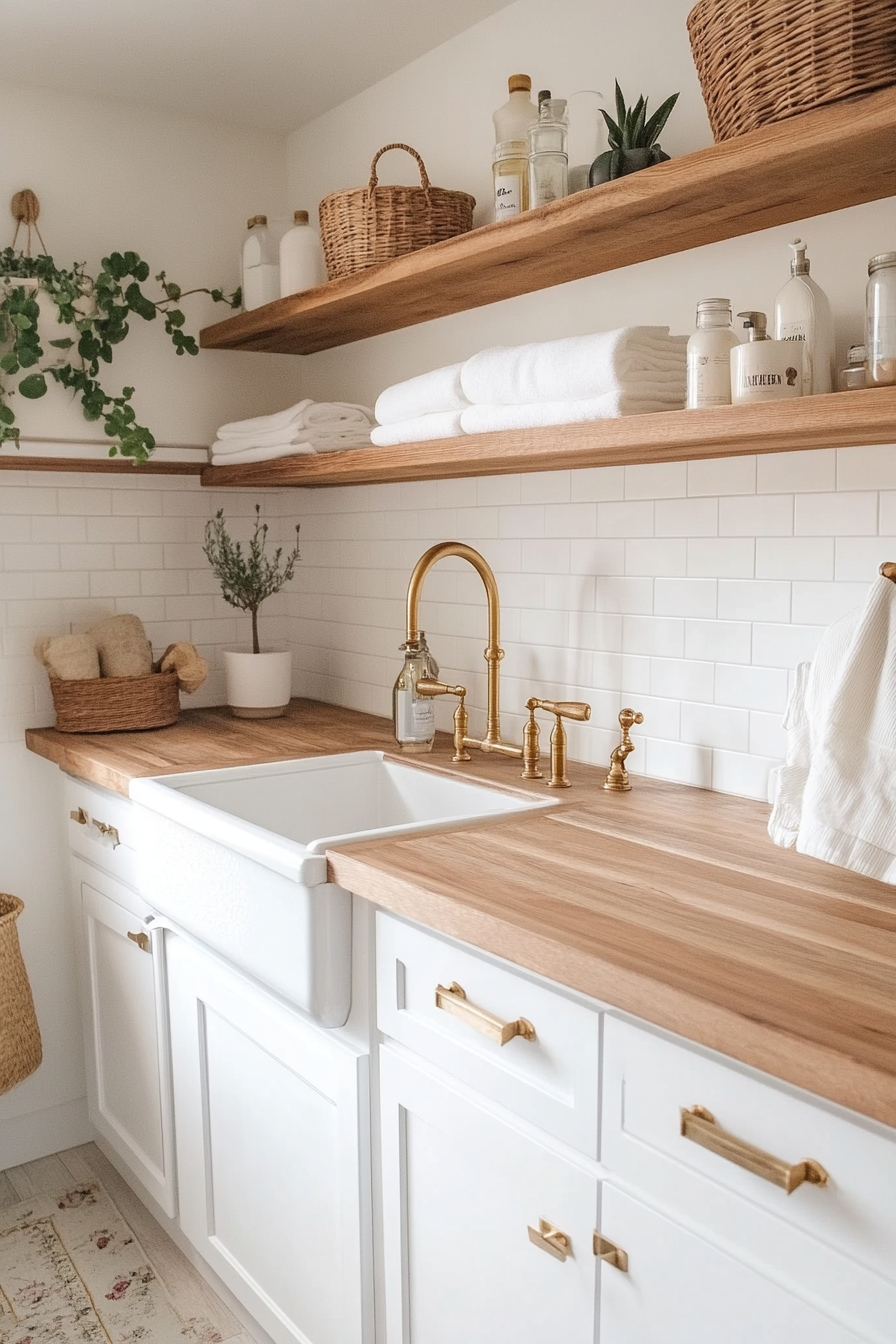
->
203;505;301;718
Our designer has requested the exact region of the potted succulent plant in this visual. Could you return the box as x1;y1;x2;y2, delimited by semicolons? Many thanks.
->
589;82;679;185
204;505;301;719
0;190;240;463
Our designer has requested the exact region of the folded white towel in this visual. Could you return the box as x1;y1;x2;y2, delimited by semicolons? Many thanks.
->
217;400;374;440
768;576;896;883
375;364;469;425
460;327;688;405
212;426;312;453
300;401;375;429
460;392;684;434
211;442;316;466
370;411;465;446
217;400;313;438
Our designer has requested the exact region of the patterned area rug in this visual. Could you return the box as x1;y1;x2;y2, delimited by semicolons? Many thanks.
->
0;1181;222;1344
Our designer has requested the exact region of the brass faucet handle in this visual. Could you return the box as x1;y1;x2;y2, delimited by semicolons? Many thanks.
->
604;707;644;793
417;679;465;698
529;697;591;723
524;697;592;789
416;680;471;763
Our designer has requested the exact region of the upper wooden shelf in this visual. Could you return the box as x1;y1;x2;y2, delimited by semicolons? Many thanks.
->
200;387;896;488
200;89;896;357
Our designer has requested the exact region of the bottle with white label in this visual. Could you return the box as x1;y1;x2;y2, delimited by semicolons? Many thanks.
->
279;210;327;295
687;298;740;408
730;311;802;405
866;251;896;387
392;634;439;753
241;215;279;311
493;142;529;221
773;238;834;395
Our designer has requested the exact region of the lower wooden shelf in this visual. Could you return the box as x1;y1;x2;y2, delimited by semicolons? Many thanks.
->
0;456;204;475
200;387;896;489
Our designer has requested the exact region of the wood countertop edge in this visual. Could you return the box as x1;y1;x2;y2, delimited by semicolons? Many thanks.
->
327;848;896;1127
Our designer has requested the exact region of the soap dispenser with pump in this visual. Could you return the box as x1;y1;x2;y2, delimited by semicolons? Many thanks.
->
392;633;439;752
730;311;802;405
774;238;834;395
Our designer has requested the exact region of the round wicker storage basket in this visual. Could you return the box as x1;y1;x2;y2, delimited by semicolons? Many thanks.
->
687;0;896;142
49;668;180;733
0;894;42;1096
319;143;475;281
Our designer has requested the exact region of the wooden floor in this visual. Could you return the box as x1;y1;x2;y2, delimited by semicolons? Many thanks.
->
0;1142;260;1344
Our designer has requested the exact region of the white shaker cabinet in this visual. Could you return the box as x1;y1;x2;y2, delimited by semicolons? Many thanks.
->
165;931;372;1344
379;1043;601;1344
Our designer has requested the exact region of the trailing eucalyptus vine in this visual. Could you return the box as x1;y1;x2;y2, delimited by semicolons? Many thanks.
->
0;247;240;463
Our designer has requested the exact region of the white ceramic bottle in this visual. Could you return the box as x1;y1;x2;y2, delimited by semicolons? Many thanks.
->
687;298;740;408
279;210;327;295
730;311;802;405
241;215;279;311
773;238;834;395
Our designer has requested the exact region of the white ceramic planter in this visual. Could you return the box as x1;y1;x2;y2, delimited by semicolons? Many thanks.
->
223;648;292;719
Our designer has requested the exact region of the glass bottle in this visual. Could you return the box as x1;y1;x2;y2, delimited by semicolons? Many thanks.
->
839;343;867;392
865;252;896;387
528;97;568;209
493;73;538;145
493;141;529;221
687;299;740;409
241;215;279;311
392;633;439;753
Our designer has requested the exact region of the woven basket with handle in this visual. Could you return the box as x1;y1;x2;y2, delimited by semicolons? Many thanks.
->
688;0;896;142
0;894;42;1096
49;668;180;733
319;144;475;281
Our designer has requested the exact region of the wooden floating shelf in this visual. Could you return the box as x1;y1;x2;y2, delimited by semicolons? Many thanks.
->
0;455;204;475
200;89;896;356
200;387;896;489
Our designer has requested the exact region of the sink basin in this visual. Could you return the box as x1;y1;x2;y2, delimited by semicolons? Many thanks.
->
130;751;550;1025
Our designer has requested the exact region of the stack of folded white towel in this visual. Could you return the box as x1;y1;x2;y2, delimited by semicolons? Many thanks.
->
210;399;375;465
371;327;688;446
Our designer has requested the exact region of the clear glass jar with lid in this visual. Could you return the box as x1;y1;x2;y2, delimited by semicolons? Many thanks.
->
528;97;568;208
865;252;896;387
687;298;740;408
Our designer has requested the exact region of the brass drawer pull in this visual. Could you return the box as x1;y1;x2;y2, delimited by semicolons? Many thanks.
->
593;1233;628;1272
127;930;151;954
528;1219;571;1262
681;1106;829;1195
435;981;535;1045
69;807;88;825
91;818;120;848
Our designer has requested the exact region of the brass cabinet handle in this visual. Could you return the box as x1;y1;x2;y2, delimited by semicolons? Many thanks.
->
69;807;88;825
435;981;535;1045
593;1233;628;1272
127;930;151;954
681;1106;829;1195
528;1219;571;1262
91;818;120;848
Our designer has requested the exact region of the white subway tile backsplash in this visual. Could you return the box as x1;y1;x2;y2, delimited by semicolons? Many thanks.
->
645;737;712;788
794;491;878;536
5;543;60;571
748;710;788;759
757;449;836;494
624;538;687;576
545;574;595;612
598;500;654;537
835;536;896;580
545;503;597;537
91;571;141;598
711;750;776;800
755;536;833;580
520;539;568;573
714;663;788;713
881;492;896;535
521;470;571;503
654;578;717;618
0;516;33;543
573;611;623;652
595;576;654;614
836;444;896;491
680;701;749;752
752;622;823;669
791;581;868;625
688;456;756;496
624;461;687;499
719;493;793;537
687;537;755;577
622;615;684;657
685;618;752;664
655;497;717;537
650;657;714;703
575;465;624;501
717;580;790;623
570;538;625;576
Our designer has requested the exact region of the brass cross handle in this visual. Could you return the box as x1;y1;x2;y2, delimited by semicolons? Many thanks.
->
528;1218;572;1262
603;708;644;792
521;698;591;787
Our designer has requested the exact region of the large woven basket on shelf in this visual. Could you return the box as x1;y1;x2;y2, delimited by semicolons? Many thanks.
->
0;894;42;1096
49;668;180;733
319;143;475;281
687;0;896;142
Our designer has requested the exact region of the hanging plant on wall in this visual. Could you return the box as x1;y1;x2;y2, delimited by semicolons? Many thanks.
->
0;190;241;464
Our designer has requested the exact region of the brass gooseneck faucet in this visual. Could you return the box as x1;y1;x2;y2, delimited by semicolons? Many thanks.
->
405;542;522;758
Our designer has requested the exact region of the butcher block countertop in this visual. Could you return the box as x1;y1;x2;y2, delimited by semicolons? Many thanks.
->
26;700;896;1127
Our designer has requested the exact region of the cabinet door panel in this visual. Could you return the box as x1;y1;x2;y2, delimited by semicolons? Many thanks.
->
77;868;175;1216
599;1185;868;1344
380;1044;599;1344
167;933;370;1344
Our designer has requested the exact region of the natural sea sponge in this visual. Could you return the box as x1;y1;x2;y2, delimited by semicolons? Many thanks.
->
89;614;152;678
156;641;209;694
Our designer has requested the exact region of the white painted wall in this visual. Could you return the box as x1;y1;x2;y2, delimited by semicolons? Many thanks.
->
284;0;896;799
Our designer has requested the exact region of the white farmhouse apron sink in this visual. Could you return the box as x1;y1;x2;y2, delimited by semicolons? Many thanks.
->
129;751;550;1027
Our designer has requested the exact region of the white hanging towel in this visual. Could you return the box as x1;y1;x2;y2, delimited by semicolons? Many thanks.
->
768;575;896;883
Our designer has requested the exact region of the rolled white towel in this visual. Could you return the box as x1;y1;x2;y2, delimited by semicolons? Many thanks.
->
217;399;313;438
211;442;316;466
460;392;684;434
460;327;687;405
370;411;465;446
375;364;469;425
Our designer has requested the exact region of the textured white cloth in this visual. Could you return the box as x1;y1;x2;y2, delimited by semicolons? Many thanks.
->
768;576;896;883
216;399;314;438
212;400;375;460
460;327;687;405
460;392;684;434
370;411;465;446
210;442;316;466
375;364;469;425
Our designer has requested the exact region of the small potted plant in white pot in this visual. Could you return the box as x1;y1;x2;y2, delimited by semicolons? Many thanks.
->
204;505;301;718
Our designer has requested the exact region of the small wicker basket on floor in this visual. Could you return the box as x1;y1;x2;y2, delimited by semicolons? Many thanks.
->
0;894;42;1096
319;143;475;281
688;0;896;142
49;668;180;733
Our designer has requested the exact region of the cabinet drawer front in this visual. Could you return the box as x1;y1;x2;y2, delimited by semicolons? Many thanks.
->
376;913;600;1157
603;1016;896;1326
65;779;138;885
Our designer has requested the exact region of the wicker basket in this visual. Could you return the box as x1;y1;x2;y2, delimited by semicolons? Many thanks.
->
0;894;42;1096
319;144;475;281
687;0;896;142
49;668;180;733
